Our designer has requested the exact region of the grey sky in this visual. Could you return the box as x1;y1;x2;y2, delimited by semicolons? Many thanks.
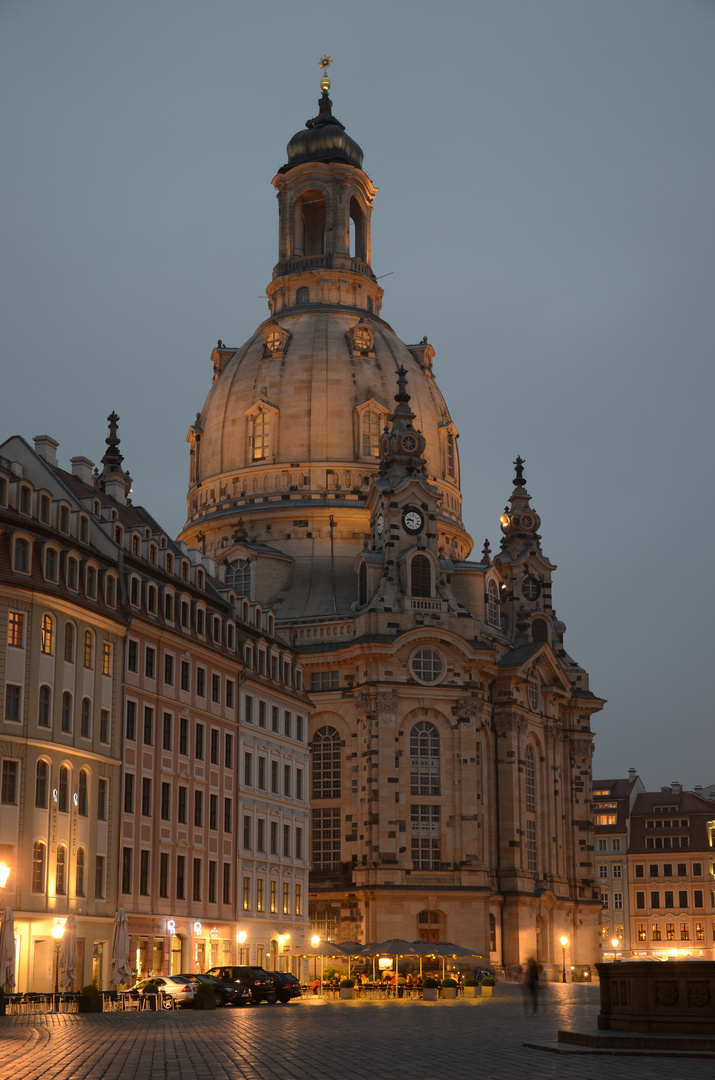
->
2;0;713;790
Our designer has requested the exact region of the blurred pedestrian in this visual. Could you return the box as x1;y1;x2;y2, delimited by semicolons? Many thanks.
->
524;958;539;1014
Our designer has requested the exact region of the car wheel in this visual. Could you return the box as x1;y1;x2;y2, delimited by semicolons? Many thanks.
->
266;993;278;1004
215;993;223;1007
161;997;174;1010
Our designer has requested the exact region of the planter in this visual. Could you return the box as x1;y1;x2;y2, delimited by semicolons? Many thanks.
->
463;986;477;998
422;988;438;1001
78;996;103;1013
481;985;493;998
442;987;457;1000
339;988;353;1000
194;994;217;1010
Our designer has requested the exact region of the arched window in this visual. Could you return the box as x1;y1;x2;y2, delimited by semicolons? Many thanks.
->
78;770;88;816
81;698;92;739
66;556;79;590
164;591;174;620
56;845;67;895
32;842;46;892
311;726;341;799
489;913;497;952
361;411;380;457
410;721;440;795
296;286;310;304
83;630;93;668
61;691;73;734
410;554;432;598
59;765;69;812
294;189;325;256
486;580;499;626
227;559;251;597
251;411;270;461
350;196;366;260
13;536;30;573
38;685;52;728
532;617;548;642
446;431;456;477
76;847;86;897
358;561;367;607
525;745;537;873
40;613;54;654
35;760;49;807
64;623;75;662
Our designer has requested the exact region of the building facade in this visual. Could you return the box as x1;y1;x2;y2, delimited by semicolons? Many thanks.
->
592;772;644;960
0;426;310;991
178;70;605;975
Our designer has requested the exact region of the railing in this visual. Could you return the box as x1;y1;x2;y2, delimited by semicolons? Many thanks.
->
404;597;447;613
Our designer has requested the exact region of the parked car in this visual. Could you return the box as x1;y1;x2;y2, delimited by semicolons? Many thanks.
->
266;971;302;1004
131;975;196;1008
206;965;277;1004
179;972;252;1007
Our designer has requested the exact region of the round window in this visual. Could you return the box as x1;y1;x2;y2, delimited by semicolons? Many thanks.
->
410;648;444;684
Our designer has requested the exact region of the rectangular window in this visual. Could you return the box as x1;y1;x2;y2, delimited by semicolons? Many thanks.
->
664;890;674;908
680;922;690;940
695;890;704;908
651;891;660;909
180;661;190;691
159;853;169;898
649;864;659;877
176;855;185;900
196;668;205;697
224;797;232;833
223;863;231;904
124;773;135;814
209;793;218;830
127;640;138;672
663;862;673;877
613;892;623;910
243;876;250;911
296;826;303;860
225;733;233;769
100;709;110;744
693;863;702;876
297;715;304;742
98;778;108;820
210;729;219;764
244;752;253;786
226;680;234;709
284;711;292;738
194;790;203;827
256;879;264;912
635;864;644;878
243;815;251;849
295;883;302;916
195;723;204;760
613;864;622;879
310;671;339;691
145;647;155;679
696;922;705;940
161;782;171;821
652;923;662;941
258;757;266;790
283;881;290;915
4;685;21;722
271;821;278;855
258;701;266;728
679;890;689;908
143;706;154;746
178;786;187;824
312;807;341;871
141;777;152;816
601;892;609;910
284;764;291;797
257;818;265;851
272;706;279;733
211;674;220;703
102;643;112;676
296;769;303;801
121;848;132;894
208;860;217;903
139;850;150;895
8;612;24;648
283;823;291;857
599;865;608;879
666;922;675;940
637;923;646;942
126;700;137;741
164;654;174;685
162;712;172;750
179;716;188;756
1;761;19;804
245;695;253;724
410;805;441;871
193;858;202;901
95;855;105;899
270;880;277;913
271;760;278;794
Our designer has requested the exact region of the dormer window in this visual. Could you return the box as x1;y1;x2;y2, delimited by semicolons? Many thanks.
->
131;534;140;556
346;322;374;357
251;410;270;461
79;516;89;544
59;505;70;533
40;495;51;523
93;499;101;517
262;324;290;358
19;486;32;515
197;568;205;590
13;536;31;574
166;552;174;574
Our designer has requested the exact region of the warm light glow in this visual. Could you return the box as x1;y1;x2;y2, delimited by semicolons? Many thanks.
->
52;920;65;942
611;938;619;949
236;931;246;944
0;864;10;889
560;936;569;948
311;935;320;947
499;513;510;529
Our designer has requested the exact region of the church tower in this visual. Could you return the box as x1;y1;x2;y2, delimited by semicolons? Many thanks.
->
179;61;604;977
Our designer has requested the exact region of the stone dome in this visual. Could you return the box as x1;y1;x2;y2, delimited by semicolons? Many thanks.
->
280;92;364;173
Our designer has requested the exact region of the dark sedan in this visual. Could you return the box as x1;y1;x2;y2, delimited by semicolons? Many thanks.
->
206;965;277;1004
267;971;302;1004
180;972;251;1007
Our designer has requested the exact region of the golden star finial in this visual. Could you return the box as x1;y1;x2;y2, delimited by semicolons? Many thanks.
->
319;54;332;93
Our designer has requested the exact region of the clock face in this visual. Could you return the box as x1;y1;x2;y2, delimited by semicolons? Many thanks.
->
376;513;384;537
402;507;424;534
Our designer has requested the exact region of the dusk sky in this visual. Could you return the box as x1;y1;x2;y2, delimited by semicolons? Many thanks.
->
2;1;713;791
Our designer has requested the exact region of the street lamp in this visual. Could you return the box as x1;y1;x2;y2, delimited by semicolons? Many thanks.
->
311;935;322;984
611;936;620;962
0;863;10;890
559;936;569;983
236;930;246;963
52;920;65;1010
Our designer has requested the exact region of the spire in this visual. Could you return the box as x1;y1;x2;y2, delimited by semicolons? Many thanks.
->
99;411;132;503
498;456;542;549
378;366;427;486
281;56;364;172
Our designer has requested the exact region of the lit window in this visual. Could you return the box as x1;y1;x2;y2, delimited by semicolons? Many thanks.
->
252;411;270;461
362;411;381;457
32;841;46;892
486;580;499;626
8;612;24;648
83;630;93;668
102;643;112;676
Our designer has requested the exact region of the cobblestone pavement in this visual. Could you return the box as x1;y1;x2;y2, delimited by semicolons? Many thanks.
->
1;984;713;1080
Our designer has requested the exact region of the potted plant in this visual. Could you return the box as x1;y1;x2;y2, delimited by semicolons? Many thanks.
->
463;977;478;999
339;978;355;1000
193;981;217;1010
480;976;495;997
141;979;161;1011
441;977;458;1000
78;983;103;1013
422;977;439;1001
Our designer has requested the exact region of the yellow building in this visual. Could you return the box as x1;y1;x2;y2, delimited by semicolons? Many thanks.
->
178;69;605;976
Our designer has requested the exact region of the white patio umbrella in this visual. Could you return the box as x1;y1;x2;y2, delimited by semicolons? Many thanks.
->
0;908;16;992
110;907;131;989
59;914;79;991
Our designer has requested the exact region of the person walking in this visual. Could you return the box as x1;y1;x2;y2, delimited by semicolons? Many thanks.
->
524;958;540;1015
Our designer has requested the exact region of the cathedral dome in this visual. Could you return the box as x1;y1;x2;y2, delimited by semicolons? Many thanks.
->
281;91;364;173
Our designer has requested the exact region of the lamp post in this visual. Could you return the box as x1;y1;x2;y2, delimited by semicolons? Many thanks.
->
52;921;65;1010
236;930;246;963
611;936;620;962
0;863;10;891
311;935;321;984
559;936;568;983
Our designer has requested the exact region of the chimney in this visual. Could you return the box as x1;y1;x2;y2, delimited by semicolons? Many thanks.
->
628;768;637;781
70;456;95;487
671;781;682;794
33;435;59;467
